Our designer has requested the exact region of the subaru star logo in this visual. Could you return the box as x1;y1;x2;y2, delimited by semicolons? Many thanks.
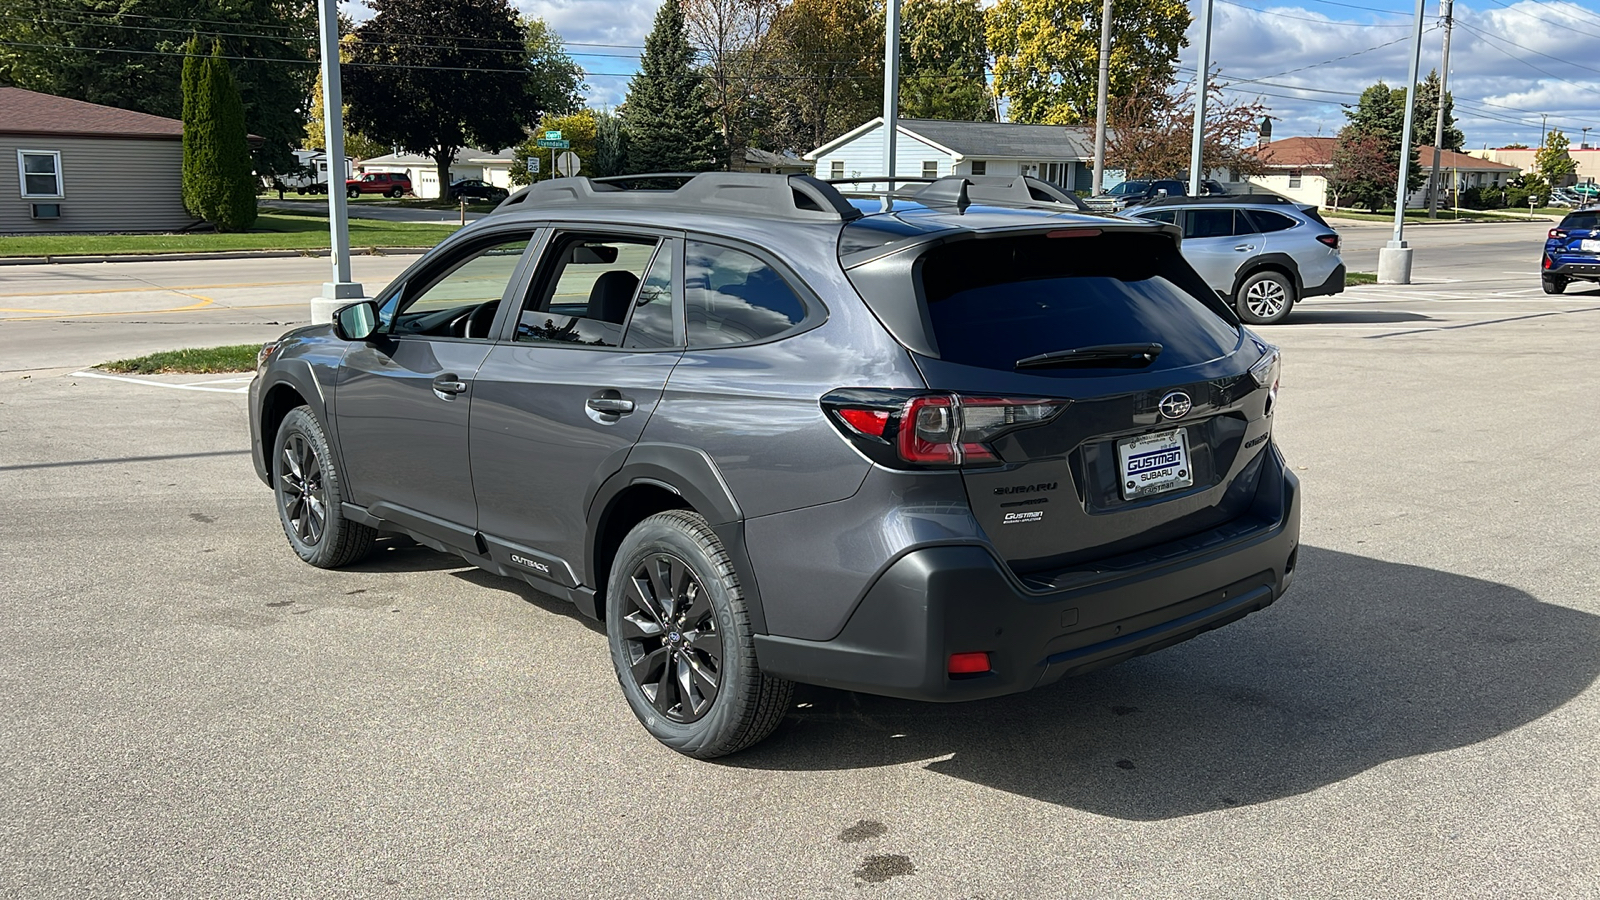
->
1158;391;1192;419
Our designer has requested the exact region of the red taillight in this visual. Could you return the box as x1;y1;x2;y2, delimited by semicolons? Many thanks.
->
1550;229;1566;239
1047;228;1102;239
948;652;991;675
837;407;890;437
898;395;959;465
1544;256;1553;269
822;391;1068;469
1316;233;1340;249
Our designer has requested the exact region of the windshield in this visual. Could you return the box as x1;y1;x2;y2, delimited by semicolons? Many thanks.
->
1108;181;1149;196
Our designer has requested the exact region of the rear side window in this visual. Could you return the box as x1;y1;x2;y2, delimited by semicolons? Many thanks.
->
1135;209;1177;225
918;233;1238;375
1562;212;1599;230
685;241;807;347
1247;209;1298;232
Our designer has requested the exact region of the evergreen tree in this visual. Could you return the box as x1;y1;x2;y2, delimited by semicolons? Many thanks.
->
1411;69;1464;152
206;45;258;231
180;34;204;218
594;109;629;177
1329;80;1424;210
623;0;725;173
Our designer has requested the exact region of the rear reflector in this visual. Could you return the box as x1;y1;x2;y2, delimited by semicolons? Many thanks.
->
948;652;991;675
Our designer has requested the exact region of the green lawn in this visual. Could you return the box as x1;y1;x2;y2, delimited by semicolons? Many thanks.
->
1346;271;1378;286
101;344;261;374
0;213;460;257
1322;209;1488;223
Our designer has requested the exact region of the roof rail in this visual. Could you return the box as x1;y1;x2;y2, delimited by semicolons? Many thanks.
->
495;172;861;222
827;174;1088;212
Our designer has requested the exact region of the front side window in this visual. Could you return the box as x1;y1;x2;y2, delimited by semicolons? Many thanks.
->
518;233;662;348
685;241;807;347
1184;208;1239;239
1136;209;1178;225
18;150;62;198
383;234;533;337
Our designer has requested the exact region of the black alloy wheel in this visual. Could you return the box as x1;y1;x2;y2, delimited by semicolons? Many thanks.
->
620;553;723;723
606;511;792;758
272;406;375;568
279;431;325;546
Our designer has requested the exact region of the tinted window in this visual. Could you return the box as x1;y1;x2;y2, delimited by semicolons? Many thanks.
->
919;233;1238;375
1109;181;1149;196
1184;208;1238;239
1247;209;1298;232
1152;181;1186;196
685;242;806;347
624;243;676;350
1561;212;1599;231
519;234;658;347
1136;209;1177;225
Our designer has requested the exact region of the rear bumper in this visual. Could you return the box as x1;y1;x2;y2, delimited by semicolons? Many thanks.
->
1547;259;1600;281
1302;262;1346;298
754;446;1301;701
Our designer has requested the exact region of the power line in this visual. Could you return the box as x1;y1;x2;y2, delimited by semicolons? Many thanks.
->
1453;19;1600;76
1213;0;1412;27
1453;21;1600;88
1471;0;1600;40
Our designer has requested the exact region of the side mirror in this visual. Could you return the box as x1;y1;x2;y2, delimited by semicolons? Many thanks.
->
1155;188;1169;199
333;300;379;341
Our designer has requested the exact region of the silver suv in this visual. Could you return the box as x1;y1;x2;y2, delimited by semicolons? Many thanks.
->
1124;197;1345;325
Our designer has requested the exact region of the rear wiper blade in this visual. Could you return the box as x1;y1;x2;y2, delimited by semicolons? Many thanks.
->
1014;343;1163;370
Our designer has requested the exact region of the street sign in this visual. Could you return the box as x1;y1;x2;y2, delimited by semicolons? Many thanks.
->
528;157;540;174
544;130;562;141
556;151;581;177
535;139;570;149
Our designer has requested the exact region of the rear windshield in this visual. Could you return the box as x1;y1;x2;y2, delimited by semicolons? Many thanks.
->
1562;212;1599;231
918;232;1239;374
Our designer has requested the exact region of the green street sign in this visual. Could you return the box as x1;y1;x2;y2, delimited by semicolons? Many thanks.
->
544;130;562;141
535;139;570;149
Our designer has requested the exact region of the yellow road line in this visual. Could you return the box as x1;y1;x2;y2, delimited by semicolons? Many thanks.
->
0;307;67;314
0;280;316;300
1;296;218;322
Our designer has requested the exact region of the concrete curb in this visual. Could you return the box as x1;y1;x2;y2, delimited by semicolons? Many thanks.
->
0;247;432;267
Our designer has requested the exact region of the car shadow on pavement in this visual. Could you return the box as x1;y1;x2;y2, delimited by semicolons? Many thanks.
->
728;546;1600;820
1286;310;1436;325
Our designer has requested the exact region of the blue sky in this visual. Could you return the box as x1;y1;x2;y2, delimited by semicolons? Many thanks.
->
350;0;1600;151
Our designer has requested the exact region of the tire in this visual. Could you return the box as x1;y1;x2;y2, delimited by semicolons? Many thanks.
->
346;188;359;199
1235;270;1296;325
1542;276;1568;294
606;510;793;758
272;406;375;568
387;187;403;199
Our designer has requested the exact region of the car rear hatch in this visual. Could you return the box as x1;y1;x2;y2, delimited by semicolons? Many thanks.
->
836;221;1281;580
1552;211;1600;262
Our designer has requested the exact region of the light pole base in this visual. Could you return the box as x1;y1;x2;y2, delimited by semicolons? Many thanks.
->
310;281;367;325
1377;244;1413;285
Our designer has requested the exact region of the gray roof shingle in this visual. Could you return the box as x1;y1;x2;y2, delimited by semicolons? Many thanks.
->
898;118;1095;160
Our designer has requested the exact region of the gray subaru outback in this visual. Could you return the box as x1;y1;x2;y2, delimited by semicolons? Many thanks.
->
250;173;1301;758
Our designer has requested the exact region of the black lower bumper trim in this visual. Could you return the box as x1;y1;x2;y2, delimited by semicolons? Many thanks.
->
1303;262;1346;298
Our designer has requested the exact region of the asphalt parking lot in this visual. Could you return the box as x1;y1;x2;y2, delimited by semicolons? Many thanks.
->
2;221;1597;898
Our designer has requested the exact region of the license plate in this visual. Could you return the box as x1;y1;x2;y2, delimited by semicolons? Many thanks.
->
1118;428;1193;500
1581;239;1600;253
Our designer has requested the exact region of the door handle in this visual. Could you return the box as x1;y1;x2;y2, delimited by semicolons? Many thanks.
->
586;392;636;416
1234;244;1255;252
432;374;468;396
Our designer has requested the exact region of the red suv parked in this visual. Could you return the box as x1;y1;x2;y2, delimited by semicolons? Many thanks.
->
346;172;411;199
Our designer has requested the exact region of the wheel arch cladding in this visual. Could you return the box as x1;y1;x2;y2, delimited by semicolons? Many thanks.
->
586;444;769;632
1234;255;1301;296
260;381;310;485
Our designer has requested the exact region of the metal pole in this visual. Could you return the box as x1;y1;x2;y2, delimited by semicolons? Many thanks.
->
312;0;362;322
1377;0;1427;284
1427;0;1453;219
1188;0;1214;197
1091;0;1113;195
882;0;901;211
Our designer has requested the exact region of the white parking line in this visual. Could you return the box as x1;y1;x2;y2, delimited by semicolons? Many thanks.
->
71;371;251;394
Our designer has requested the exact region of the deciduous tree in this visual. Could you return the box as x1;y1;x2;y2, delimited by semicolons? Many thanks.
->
345;0;548;193
986;0;1189;125
1105;72;1267;179
510;110;598;185
900;0;992;121
683;0;782;161
759;0;883;153
1536;129;1577;186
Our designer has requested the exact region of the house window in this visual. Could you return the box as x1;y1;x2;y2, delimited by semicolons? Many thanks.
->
830;160;844;180
17;150;63;198
1288;169;1303;188
922;161;938;178
971;160;987;175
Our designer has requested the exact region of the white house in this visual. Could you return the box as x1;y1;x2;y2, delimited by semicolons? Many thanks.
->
356;147;518;199
1222;136;1521;208
805;118;1097;191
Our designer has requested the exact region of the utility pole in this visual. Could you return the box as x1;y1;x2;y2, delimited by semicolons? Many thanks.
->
1188;0;1215;197
1582;126;1591;149
1377;0;1427;285
309;0;363;324
882;0;901;211
1427;0;1453;219
1091;0;1113;195
1541;113;1549;146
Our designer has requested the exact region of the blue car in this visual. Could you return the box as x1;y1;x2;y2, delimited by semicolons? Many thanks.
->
1544;208;1600;293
